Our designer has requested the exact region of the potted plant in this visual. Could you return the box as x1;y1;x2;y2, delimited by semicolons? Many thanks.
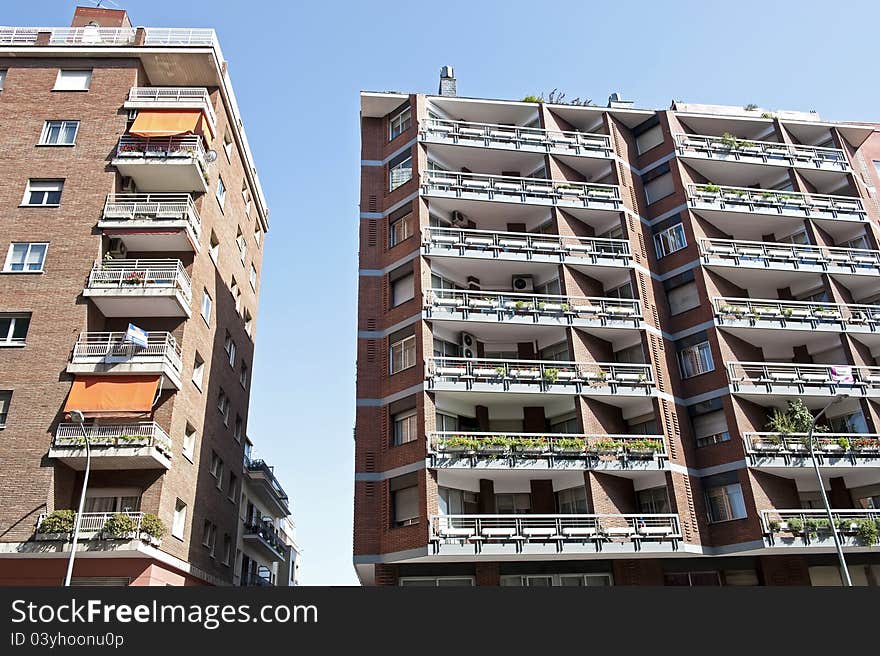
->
121;271;146;285
697;184;721;195
856;518;879;546
852;437;879;453
803;518;819;537
441;435;477;453
786;518;804;535
36;510;75;540
494;366;507;378
753;434;781;451
554;437;585;455
517;436;548;454
593;438;621;456
139;513;165;544
102;513;139;539
543;368;559;384
767;519;781;532
628;438;662;457
481;435;510;454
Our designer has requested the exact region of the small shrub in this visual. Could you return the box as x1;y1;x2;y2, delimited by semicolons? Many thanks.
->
856;519;879;546
543;368;559;384
768;519;781;532
140;514;166;540
38;510;74;534
521;95;542;103
103;513;138;538
787;518;804;534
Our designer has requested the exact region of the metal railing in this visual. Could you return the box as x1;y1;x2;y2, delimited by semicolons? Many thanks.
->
127;87;216;129
241;572;274;587
423;226;631;263
699;238;880;270
87;259;192;300
674;133;849;169
428;357;653;392
426;289;641;325
727;362;880;393
53;422;172;455
71;331;182;375
243;518;287;557
36;511;144;535
744;432;880;457
761;509;880;536
429;432;666;457
143;28;216;47
687;184;865;220
713;297;880;329
423;170;622;207
0;27;137;46
116;135;206;162
431;513;681;542
102;194;201;239
422;118;613;157
245;458;289;501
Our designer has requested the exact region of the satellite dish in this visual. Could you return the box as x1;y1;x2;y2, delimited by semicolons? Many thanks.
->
204;149;218;163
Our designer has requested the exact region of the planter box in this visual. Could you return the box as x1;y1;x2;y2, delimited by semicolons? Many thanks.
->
34;532;70;542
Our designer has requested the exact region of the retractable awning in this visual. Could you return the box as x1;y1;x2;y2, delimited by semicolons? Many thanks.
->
128;109;206;138
63;375;161;419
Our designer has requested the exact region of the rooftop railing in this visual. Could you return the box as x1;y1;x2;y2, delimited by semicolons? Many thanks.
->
687;184;865;221
699;238;880;271
54;422;172;456
87;259;192;301
0;26;217;48
127;87;217;131
116;135;206;163
713;297;880;330
71;331;182;375
422;118;613;158
674;133;849;170
727;361;880;395
102;193;201;241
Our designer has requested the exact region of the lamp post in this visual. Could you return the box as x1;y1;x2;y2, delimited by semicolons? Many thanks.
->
63;410;91;587
807;395;852;587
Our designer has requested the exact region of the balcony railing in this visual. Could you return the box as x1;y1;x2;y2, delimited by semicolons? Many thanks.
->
713;297;880;331
102;194;201;240
727;362;880;396
127;87;217;131
53;422;172;456
760;509;880;547
116;135;206;163
429;432;667;467
243;518;287;558
241;572;274;587
744;432;880;465
71;331;182;375
423;227;631;265
428;357;653;394
423;170;622;209
699;238;880;273
246;458;289;502
35;511;144;536
0;26;216;47
142;28;216;47
430;513;681;553
425;289;641;327
687;184;866;222
674;133;849;170
87;259;192;300
421;118;613;158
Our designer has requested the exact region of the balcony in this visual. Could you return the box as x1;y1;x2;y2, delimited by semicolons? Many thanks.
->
49;422;172;470
126;87;217;135
242;518;287;562
744;432;880;468
245;458;290;517
113;135;209;193
687;184;866;241
0;26;216;48
83;259;192;318
241;572;274;587
430;513;682;556
425;290;642;331
761;509;880;550
98;194;201;252
429;432;667;471
33;511;158;545
67;331;183;389
727;362;880;402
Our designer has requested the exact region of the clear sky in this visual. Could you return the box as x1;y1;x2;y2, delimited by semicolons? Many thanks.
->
9;0;880;585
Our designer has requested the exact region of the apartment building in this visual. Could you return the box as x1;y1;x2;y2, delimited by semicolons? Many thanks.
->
354;67;880;586
0;6;282;586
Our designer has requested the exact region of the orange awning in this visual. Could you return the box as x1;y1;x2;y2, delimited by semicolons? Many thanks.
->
63;375;161;419
129;109;205;138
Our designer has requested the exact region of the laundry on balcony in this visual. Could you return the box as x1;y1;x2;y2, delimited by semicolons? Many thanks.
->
128;109;212;138
63;375;161;419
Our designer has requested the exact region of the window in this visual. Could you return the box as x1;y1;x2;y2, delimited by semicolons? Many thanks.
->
227;472;238;501
400;577;474;587
236;228;247;263
224;331;236;367
664;571;722;586
539;341;570;362
693;410;730;448
605;282;634;299
234;414;243;442
391;273;414;307
239;360;249;389
388;151;413;191
389;335;416;374
678;340;714;378
249;264;257;291
637;486;671;514
828;411;868;434
438;487;479;515
389;105;412;140
216;176;226;208
39;120;79;146
667;281;700;315
231;278;242;314
242;182;252;216
172;499;187;540
223;131;233;160
0;314;30;346
209;231;219;263
636;123;664;154
253;226;262;246
210;451;223;479
556;486;588;514
54;69;92;91
84;491;140;513
501;574;612;587
392;410;418;446
550;414;579;434
705;481;747;523
496;493;531;514
435;412;458;433
389;214;412;247
192;352;205;390
390;473;419;527
244;309;254;337
0;391;11;428
644;171;675;204
534;278;562;296
217;388;230;425
654;223;686;257
23;180;63;206
222;534;232;566
183;424;196;461
202;520;217;555
4;243;47;272
0;70;5;90
200;289;212;324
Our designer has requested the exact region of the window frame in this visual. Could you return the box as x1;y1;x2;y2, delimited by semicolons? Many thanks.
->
216;176;226;208
172;499;187;540
0;314;30;347
389;334;416;374
389;214;413;247
678;340;715;379
0;390;11;428
706;483;747;523
200;289;212;325
22;180;63;207
389;106;412;141
654;222;687;258
53;69;92;92
392;409;418;446
4;242;48;273
388;153;413;191
192;352;205;390
39;120;80;146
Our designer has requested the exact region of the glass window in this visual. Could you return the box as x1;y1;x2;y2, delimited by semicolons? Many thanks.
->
40;120;79;145
534;278;561;296
636;124;664;154
390;106;412;140
0;70;6;90
605;282;634;299
438;488;478;515
172;499;187;539
390;335;416;374
706;483;747;522
183;424;196;460
435;412;458;432
391;274;414;306
389;152;413;191
637;486;670;514
389;214;412;247
557;486;588;514
679;341;714;378
550;414;579;434
240;360;249;389
0;314;30;346
392;409;418;446
654;223;687;257
54;69;92;91
224;331;236;367
778;230;809;245
828;411;868;434
400;577;474;587
4;243;47;272
192;353;205;390
0;390;11;428
392;485;419;527
216;176;226;208
200;289;212;324
433;338;460;358
223;131;233;160
667;281;700;315
539;341;570;362
23;180;63;206
645;171;675;204
495;493;531;514
217;388;229;424
693;410;730;448
249;264;257;290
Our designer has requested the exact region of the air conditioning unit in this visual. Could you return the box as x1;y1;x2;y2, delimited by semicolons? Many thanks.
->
127;108;139;121
107;237;127;259
511;274;534;293
450;210;468;226
459;332;477;359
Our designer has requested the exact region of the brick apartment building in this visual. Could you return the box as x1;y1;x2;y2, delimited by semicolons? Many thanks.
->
0;7;294;586
354;67;880;586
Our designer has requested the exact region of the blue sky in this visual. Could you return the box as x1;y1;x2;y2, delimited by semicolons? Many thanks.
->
11;0;880;585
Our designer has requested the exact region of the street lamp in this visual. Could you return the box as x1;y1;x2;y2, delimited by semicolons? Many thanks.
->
807;394;852;587
63;409;91;587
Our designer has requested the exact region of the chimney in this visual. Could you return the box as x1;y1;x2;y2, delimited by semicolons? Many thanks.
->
71;6;132;28
439;66;457;97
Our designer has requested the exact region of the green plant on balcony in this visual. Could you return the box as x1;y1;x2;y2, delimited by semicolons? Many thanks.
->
593;438;622;453
442;435;478;452
768;519;781;532
37;510;75;534
781;307;794;318
744;103;759;111
140;513;166;541
787;518;804;534
719;132;745;150
483;435;512;451
837;518;855;533
494;366;507;377
554;437;584;452
766;399;827;436
836;437;851;451
517;436;548;452
543;368;559;384
560;303;571;313
514;300;534;311
698;183;721;194
852;437;879;452
760;112;775;119
856;519;879;546
629;438;662;453
121;271;145;285
103;513;138;538
803;518;819;536
522;95;543;103
118;434;151;443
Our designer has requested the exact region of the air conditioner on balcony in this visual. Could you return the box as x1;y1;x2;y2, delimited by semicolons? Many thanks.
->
107;238;127;259
450;210;468;227
459;332;477;359
511;274;534;292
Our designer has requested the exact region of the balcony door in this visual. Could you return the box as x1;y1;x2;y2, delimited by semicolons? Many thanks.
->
84;488;141;513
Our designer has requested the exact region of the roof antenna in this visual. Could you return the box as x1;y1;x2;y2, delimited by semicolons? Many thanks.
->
89;0;123;8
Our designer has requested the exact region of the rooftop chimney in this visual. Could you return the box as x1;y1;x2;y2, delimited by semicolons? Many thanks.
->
439;66;457;97
71;6;132;28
